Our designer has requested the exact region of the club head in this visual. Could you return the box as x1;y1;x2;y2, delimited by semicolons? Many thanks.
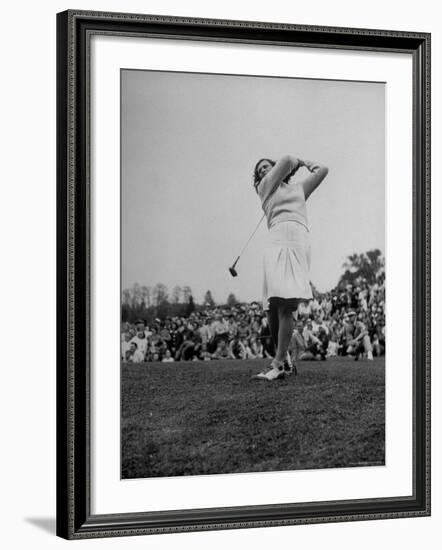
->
229;266;238;277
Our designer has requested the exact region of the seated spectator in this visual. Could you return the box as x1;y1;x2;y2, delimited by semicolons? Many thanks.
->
213;339;230;360
211;314;229;344
175;330;198;361
289;321;307;362
237;320;250;340
229;335;246;359
168;321;181;355
317;326;330;357
131;330;148;356
250;315;261;335
241;337;257;359
327;339;339;357
148;328;167;357
159;326;171;348
126;342;145;363
259;317;275;358
162;349;175;363
346;311;374;360
371;334;382;357
199;343;212;361
249;335;264;359
302;320;327;360
121;333;132;361
198;317;213;346
227;315;238;339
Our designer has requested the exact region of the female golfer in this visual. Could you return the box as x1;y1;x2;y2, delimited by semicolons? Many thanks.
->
252;155;329;380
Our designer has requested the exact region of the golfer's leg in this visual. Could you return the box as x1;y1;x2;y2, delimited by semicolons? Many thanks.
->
275;305;294;363
266;302;279;353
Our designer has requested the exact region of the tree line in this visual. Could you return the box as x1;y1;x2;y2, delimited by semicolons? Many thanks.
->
122;249;384;323
121;283;240;324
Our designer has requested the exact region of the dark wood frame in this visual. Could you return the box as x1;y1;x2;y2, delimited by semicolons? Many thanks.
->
56;9;431;539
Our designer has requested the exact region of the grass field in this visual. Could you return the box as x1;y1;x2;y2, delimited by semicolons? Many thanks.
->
121;357;385;479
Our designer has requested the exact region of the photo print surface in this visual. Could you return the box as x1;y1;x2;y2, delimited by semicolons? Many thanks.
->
120;69;385;479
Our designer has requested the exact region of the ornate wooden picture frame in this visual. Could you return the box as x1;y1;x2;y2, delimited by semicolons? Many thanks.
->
57;10;430;539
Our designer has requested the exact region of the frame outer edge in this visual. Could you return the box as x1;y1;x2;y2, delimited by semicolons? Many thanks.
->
67;8;78;539
424;32;431;516
56;10;431;538
68;9;429;39
56;10;69;540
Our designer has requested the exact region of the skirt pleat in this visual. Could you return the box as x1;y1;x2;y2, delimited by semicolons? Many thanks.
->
262;221;313;310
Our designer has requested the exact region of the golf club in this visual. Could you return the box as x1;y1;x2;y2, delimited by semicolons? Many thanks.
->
229;213;266;277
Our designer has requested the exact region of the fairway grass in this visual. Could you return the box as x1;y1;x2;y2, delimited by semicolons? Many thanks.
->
121;357;385;479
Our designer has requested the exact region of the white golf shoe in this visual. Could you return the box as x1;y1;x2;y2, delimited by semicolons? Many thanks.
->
252;363;285;381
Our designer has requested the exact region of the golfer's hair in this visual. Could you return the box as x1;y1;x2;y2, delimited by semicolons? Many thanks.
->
253;158;275;190
253;157;297;192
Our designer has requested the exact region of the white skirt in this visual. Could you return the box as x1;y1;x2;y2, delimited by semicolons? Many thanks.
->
262;221;313;310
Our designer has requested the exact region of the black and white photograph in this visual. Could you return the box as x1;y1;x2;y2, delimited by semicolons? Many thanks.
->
120;69;386;479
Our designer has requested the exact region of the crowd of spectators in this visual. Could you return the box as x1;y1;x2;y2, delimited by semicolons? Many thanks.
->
121;274;385;364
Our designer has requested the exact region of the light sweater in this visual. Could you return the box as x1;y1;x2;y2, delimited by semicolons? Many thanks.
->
257;155;327;230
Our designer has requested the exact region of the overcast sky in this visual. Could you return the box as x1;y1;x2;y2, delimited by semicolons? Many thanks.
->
121;69;385;304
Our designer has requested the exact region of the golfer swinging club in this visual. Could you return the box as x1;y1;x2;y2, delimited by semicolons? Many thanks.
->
251;155;329;380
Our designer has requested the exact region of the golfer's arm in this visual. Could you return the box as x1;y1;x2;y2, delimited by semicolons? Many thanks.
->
260;155;299;201
300;160;329;200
